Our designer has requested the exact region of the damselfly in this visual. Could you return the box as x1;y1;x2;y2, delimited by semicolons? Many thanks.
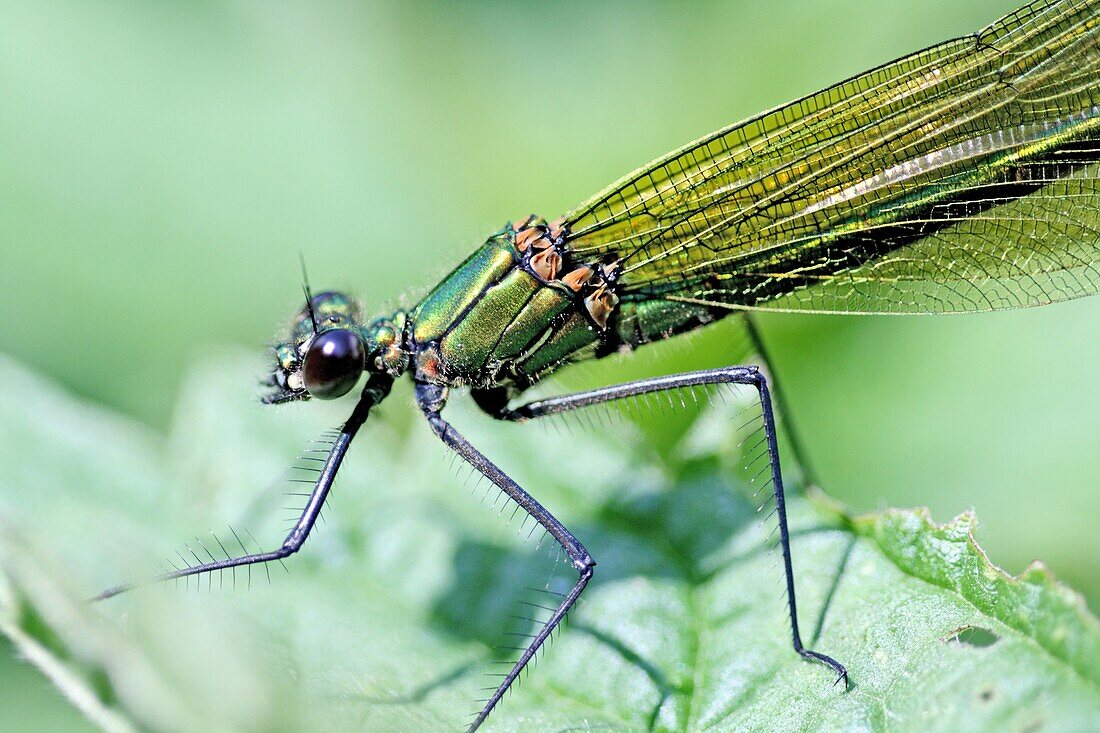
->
97;0;1100;729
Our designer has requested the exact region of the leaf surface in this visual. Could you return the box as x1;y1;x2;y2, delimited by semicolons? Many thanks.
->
0;353;1097;733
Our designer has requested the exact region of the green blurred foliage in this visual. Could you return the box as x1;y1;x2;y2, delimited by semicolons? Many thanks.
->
2;0;1097;729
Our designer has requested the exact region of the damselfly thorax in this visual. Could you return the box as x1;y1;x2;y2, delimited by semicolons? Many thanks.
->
406;216;722;391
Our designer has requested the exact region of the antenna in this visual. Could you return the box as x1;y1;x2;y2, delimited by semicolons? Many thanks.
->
299;251;318;334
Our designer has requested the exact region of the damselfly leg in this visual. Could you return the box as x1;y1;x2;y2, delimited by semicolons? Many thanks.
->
415;381;596;733
743;313;821;490
92;374;393;602
465;366;847;728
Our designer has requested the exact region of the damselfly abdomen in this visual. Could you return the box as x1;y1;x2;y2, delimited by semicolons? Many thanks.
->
98;0;1100;729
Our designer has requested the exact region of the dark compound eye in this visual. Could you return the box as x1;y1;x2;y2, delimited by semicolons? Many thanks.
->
301;329;365;399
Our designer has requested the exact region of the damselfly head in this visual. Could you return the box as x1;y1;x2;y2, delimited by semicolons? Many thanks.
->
263;292;408;404
264;291;366;403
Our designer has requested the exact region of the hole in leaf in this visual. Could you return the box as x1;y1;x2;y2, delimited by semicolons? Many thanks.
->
945;625;999;647
977;685;996;704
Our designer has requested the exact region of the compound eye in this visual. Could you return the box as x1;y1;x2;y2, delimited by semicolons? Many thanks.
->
301;329;365;399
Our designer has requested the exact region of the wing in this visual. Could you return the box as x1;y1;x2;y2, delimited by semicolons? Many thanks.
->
563;0;1100;314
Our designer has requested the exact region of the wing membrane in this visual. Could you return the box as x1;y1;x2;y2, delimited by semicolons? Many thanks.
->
563;0;1100;314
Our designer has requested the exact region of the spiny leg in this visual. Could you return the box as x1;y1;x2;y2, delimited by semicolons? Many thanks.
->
742;312;821;489
415;382;595;733
473;366;849;688
92;374;393;602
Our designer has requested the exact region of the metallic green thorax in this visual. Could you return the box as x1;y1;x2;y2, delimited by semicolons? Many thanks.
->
408;221;587;387
405;218;726;390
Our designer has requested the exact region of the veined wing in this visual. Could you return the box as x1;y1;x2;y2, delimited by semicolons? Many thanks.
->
563;0;1100;314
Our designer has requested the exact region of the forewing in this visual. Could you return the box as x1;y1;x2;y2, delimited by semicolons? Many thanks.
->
563;0;1100;314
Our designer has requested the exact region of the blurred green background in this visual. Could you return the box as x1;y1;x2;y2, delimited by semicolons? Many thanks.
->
3;1;1097;730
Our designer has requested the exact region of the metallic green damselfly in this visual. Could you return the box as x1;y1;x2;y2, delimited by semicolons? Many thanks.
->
97;1;1100;729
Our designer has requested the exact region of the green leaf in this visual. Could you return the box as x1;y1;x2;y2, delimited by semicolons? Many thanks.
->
1;352;1098;733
